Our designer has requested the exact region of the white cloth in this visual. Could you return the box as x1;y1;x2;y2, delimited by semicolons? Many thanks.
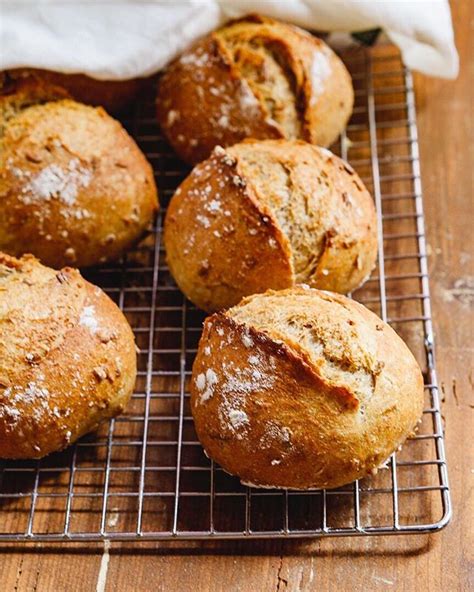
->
0;1;459;80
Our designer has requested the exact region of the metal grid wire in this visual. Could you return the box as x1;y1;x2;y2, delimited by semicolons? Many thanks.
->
0;46;451;541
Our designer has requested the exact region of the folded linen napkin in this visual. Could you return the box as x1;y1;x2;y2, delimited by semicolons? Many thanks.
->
0;1;458;80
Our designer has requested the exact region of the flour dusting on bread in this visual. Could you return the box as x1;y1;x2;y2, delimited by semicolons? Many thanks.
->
310;47;332;103
79;305;99;334
1;382;50;427
195;368;218;403
22;159;92;205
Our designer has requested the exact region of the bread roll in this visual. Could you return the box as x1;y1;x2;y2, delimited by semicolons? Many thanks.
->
0;78;158;268
191;287;424;490
0;253;137;459
2;69;148;113
165;140;377;312
157;14;353;164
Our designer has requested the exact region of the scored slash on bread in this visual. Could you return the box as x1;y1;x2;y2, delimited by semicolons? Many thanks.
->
191;287;425;490
156;14;354;164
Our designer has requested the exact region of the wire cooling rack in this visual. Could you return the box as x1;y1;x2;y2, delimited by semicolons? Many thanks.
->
0;46;451;541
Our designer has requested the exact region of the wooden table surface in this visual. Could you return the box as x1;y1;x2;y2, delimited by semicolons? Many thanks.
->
1;2;472;591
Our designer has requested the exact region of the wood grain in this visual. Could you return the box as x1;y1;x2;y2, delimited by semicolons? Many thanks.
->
0;1;472;590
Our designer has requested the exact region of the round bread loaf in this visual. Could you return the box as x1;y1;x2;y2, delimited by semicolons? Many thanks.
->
2;69;148;113
0;253;137;459
0;78;159;268
156;14;353;164
191;287;424;490
164;139;377;312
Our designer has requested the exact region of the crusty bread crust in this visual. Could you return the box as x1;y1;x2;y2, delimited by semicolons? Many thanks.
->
191;287;424;490
0;79;159;268
0;76;71;135
0;253;137;459
2;69;149;113
164;140;377;312
156;14;353;164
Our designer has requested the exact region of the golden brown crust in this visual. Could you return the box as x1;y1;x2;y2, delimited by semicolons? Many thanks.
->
0;253;137;459
156;14;353;164
2;69;149;113
164;145;294;312
0;80;159;268
164;140;377;312
191;287;424;489
0;76;71;135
